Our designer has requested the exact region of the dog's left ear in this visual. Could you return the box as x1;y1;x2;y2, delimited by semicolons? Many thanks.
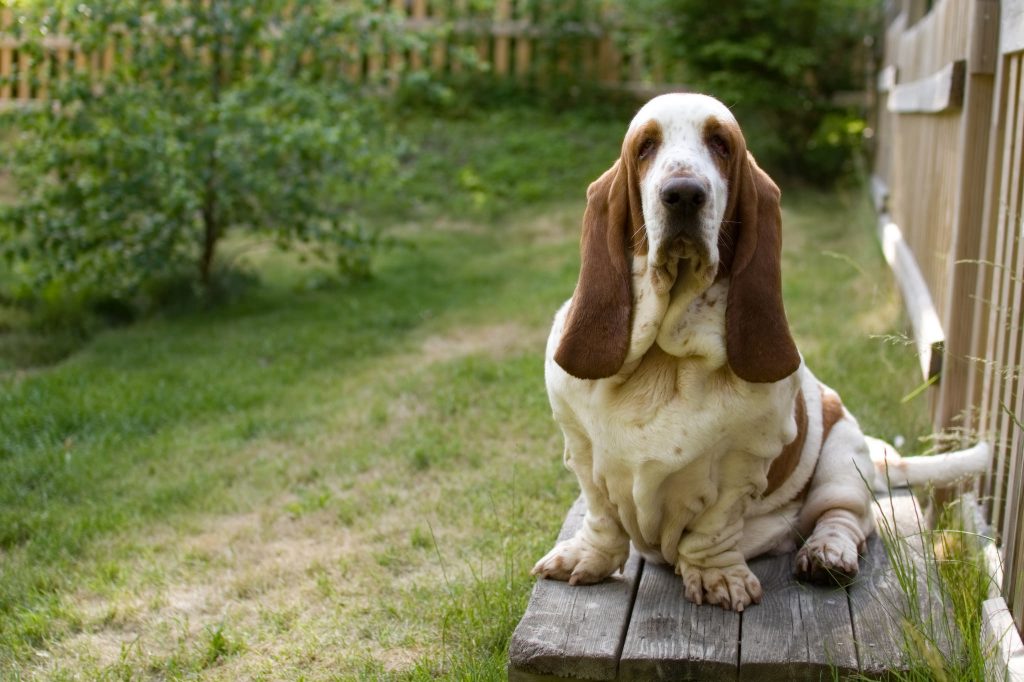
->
724;152;800;383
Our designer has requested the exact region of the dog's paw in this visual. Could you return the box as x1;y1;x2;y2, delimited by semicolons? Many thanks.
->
675;560;762;612
531;538;626;585
794;532;860;585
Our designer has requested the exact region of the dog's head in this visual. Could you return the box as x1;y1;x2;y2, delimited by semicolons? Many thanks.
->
554;93;799;383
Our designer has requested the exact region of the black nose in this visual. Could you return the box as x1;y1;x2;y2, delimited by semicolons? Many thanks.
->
659;177;707;212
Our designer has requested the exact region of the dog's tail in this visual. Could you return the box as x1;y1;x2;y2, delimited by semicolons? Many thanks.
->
864;437;991;492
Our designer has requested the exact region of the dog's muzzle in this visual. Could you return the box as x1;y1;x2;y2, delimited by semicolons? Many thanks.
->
649;176;716;293
654;176;712;262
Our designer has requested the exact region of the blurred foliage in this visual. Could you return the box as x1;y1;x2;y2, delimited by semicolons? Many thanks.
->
394;0;875;184
0;0;410;312
627;0;877;183
0;0;878;327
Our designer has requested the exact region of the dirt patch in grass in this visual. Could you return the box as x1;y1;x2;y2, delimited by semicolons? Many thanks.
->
519;202;581;245
39;491;444;677
28;382;541;680
420;321;544;364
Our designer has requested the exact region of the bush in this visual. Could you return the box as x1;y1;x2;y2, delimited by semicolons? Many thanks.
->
631;0;877;183
0;0;410;309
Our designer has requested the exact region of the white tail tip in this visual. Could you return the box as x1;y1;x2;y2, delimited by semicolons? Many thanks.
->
867;438;991;491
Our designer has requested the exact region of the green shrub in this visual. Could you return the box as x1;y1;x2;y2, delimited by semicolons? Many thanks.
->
631;0;877;183
0;0;409;309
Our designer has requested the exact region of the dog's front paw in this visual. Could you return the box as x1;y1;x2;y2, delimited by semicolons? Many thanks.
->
531;538;627;585
794;532;860;585
675;560;762;612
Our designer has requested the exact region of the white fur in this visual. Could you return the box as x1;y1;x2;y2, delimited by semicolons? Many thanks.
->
532;93;990;611
632;93;731;283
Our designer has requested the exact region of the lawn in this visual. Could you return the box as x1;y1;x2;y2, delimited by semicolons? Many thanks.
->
0;107;932;680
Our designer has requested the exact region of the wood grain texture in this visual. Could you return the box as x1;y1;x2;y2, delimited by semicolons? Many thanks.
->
934;0;998;432
848;489;948;677
1002;0;1024;54
969;0;998;75
511;490;958;680
981;596;1024;681
618;561;739;681
740;553;858;681
508;497;642;681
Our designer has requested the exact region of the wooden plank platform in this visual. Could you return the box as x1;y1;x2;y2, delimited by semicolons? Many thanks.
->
509;490;936;681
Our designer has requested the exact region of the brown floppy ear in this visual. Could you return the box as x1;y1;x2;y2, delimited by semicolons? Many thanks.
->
725;152;800;383
553;160;635;380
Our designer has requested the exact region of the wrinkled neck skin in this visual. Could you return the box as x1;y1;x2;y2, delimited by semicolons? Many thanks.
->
618;254;721;378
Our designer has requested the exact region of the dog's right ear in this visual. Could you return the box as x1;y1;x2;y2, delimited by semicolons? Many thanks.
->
553;159;636;380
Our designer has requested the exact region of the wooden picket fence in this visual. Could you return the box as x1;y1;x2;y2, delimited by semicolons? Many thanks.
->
872;0;1024;651
0;2;684;107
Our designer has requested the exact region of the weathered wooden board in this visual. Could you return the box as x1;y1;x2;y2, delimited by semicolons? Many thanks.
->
878;218;945;380
848;530;909;677
888;60;967;113
981;596;1024;681
618;561;739;681
848;489;945;677
1002;0;1024;55
740;552;858;681
508;497;643;682
511;489;951;681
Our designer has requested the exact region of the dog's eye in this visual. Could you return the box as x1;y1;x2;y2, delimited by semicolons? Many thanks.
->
638;138;656;160
709;134;730;158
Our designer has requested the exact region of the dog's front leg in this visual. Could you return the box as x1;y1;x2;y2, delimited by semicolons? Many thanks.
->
675;476;762;612
532;424;631;585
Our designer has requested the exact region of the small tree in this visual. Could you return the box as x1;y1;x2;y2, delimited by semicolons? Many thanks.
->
1;0;413;304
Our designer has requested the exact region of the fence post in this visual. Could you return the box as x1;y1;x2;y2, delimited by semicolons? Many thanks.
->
513;0;531;80
1;9;12;104
934;0;999;430
493;0;511;77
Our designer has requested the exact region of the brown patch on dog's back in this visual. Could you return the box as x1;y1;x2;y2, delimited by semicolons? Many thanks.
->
820;388;845;443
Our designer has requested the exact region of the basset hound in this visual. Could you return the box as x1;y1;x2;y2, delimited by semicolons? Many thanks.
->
532;93;990;611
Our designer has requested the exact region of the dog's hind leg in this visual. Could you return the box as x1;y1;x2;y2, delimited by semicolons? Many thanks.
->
794;413;875;585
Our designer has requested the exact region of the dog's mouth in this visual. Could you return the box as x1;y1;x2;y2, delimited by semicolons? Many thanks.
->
650;238;716;294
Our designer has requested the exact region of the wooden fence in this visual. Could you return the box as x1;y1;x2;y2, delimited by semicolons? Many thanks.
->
0;1;683;107
872;0;1024;643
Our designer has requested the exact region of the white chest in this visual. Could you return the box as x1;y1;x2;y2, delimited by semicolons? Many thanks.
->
545;283;800;562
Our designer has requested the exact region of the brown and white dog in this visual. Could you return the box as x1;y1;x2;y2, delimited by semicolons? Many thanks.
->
532;93;989;612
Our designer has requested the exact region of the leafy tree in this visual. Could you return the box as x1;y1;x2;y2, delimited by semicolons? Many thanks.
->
0;0;413;306
631;0;876;182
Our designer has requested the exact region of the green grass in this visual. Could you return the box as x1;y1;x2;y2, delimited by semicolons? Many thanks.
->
865;496;995;681
0;108;936;679
382;105;631;221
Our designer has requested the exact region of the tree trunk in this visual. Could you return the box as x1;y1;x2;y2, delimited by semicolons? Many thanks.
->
199;194;218;288
199;0;224;291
